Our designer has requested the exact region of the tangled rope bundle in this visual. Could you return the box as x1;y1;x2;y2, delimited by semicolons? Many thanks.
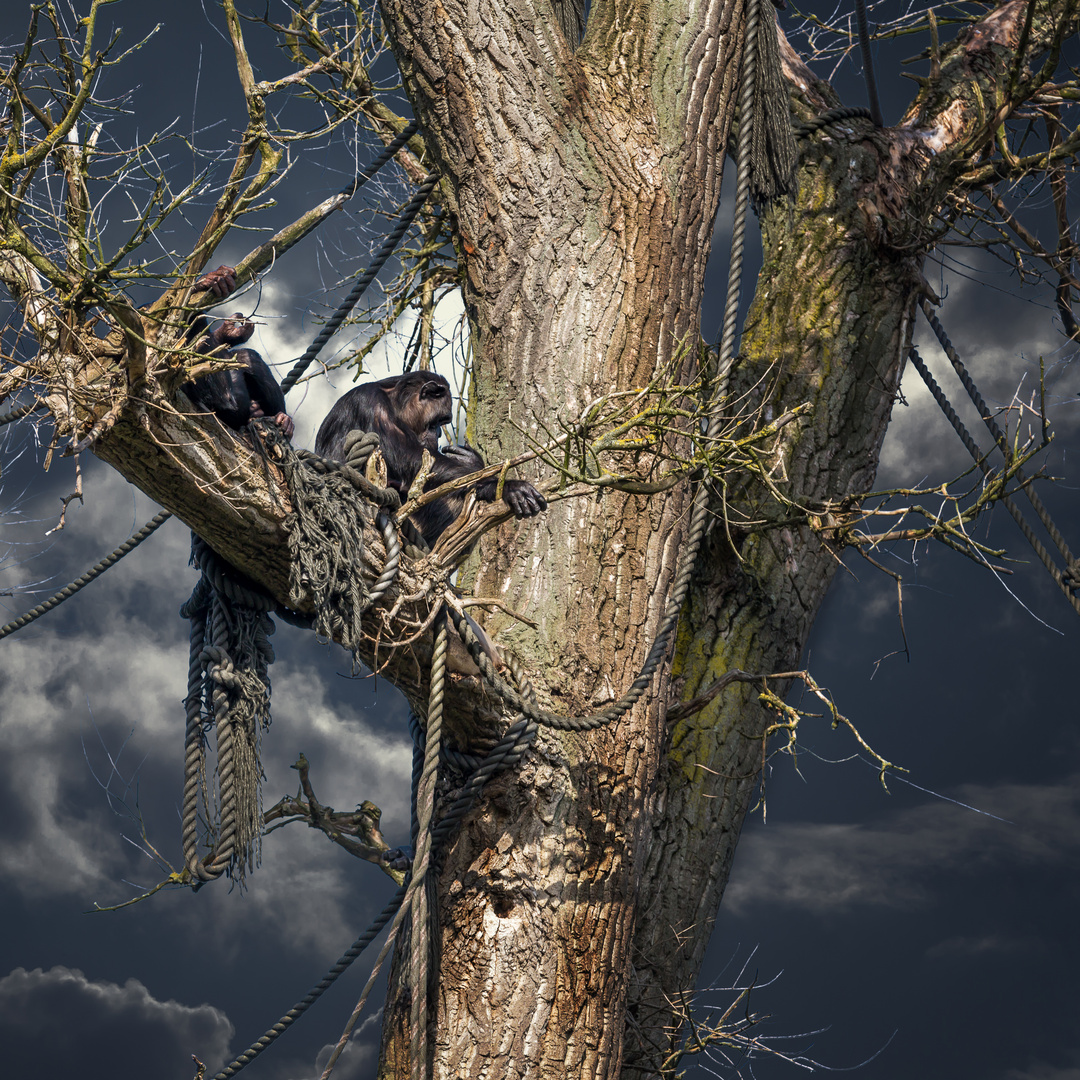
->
180;535;277;884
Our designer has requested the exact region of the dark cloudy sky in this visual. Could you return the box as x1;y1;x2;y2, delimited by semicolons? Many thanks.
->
0;3;1078;1080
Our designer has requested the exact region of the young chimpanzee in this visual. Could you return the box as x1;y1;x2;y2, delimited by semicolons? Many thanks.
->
314;372;546;545
182;266;294;439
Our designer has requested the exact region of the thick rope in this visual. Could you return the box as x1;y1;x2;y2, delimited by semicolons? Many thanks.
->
793;105;873;138
853;0;885;127
319;647;452;1080
717;0;764;386
0;401;40;425
181;575;212;879
907;346;1080;615
337;120;419;204
312;650;541;1079
748;2;797;202
0;509;172;642
920;298;1080;587
266;426;401;661
318;894;411;1080
426;650;539;854
280;173;440;394
180;535;277;882
409;607;446;1080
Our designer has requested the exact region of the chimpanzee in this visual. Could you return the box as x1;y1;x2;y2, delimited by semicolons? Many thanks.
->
182;266;294;439
314;372;547;545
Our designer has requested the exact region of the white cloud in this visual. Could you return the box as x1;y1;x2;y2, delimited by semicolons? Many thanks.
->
876;266;1079;491
0;614;413;946
0;965;234;1080
242;277;467;451
1004;1063;1080;1080
0;621;188;897
725;778;1080;914
924;934;1037;960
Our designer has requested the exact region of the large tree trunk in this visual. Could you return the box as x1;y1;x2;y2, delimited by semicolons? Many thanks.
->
375;1;746;1075
372;1;1068;1076
623;2;1064;1071
1;1;1070;1077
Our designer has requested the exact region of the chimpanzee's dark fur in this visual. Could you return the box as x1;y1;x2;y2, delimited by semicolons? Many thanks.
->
182;266;293;438
315;372;546;545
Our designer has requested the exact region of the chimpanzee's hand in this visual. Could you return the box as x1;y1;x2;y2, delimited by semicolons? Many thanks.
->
211;313;255;348
502;480;547;518
250;403;294;440
193;266;238;299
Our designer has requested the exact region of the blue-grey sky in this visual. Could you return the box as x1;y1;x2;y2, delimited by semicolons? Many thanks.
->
0;4;1078;1080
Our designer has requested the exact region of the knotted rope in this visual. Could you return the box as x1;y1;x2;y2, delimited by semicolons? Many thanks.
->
180;534;277;883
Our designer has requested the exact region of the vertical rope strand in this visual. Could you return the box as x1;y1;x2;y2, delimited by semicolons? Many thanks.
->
410;607;447;1080
853;0;885;126
714;0;762;394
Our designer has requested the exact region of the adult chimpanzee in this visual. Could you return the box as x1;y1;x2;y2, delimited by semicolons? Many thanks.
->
182;266;294;439
315;372;547;545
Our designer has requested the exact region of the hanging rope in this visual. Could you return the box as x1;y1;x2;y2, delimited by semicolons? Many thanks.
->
280;173;441;395
747;0;797;202
271;427;402;657
408;608;446;1080
853;0;885;127
0;509;172;642
180;535;278;883
920;299;1080;582
717;0;766;383
907;345;1080;615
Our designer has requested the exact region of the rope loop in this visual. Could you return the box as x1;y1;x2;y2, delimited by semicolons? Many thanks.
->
343;429;381;472
793;106;874;139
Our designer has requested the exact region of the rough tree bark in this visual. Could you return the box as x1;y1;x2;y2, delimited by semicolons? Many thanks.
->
623;2;1076;1070
0;1;1074;1078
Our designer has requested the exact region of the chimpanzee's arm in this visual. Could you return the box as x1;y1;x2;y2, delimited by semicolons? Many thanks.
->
442;445;548;518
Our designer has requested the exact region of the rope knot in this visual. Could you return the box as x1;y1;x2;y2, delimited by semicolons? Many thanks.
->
343;429;381;472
